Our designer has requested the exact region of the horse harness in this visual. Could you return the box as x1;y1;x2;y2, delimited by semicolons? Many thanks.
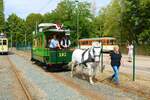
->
81;47;101;67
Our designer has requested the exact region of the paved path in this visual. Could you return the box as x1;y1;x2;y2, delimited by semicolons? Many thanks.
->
8;54;88;100
0;55;28;100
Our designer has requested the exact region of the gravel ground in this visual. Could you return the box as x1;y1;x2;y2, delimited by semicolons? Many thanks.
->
0;55;28;100
9;51;148;100
8;54;88;100
58;71;147;100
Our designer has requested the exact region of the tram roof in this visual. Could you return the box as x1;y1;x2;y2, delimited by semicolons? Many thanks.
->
38;23;57;28
33;29;70;36
79;37;116;41
44;29;70;33
0;33;7;38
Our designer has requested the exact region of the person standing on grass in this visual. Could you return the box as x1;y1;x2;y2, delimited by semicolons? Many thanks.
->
110;45;122;85
127;42;134;62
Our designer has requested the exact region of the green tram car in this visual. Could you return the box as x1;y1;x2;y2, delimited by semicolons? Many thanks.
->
31;23;73;67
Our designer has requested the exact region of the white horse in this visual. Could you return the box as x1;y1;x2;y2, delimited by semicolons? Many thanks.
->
70;42;102;84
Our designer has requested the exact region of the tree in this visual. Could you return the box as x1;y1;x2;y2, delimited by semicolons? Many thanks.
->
95;0;124;44
45;0;94;46
6;13;26;45
95;0;150;45
0;0;5;32
138;0;150;44
26;13;43;42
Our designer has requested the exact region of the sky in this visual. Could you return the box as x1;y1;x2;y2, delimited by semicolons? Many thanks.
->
4;0;111;19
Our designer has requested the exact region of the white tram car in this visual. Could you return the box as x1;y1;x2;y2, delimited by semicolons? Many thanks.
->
0;33;8;54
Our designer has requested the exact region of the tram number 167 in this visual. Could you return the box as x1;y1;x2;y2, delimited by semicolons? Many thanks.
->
58;52;66;57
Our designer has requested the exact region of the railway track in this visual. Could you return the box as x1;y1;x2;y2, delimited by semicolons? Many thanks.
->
7;56;32;100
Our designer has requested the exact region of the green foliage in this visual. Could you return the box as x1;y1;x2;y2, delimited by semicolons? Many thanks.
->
95;0;150;45
4;0;150;48
0;0;4;32
44;0;94;46
26;13;43;42
6;14;26;44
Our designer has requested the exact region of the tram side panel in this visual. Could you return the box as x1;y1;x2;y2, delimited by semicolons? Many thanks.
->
32;47;72;66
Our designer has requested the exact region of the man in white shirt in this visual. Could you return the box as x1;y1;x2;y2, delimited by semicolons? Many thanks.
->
127;42;134;62
60;35;71;48
49;34;61;49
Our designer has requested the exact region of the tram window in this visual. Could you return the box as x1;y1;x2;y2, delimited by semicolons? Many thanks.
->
3;40;7;45
102;40;106;45
110;40;113;45
37;38;39;47
89;41;92;45
39;37;41;47
40;37;42;47
33;39;37;47
81;41;88;45
0;40;2;45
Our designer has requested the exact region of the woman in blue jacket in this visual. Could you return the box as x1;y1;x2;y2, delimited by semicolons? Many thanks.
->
110;45;122;85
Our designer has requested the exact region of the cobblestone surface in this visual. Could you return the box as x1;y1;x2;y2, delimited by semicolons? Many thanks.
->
0;55;28;100
8;54;88;100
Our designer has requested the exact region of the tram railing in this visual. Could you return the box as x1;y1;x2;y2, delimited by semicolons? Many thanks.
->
15;42;32;51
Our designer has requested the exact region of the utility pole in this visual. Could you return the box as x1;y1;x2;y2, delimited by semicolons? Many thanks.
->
120;0;125;46
91;0;96;16
25;32;27;50
133;41;136;81
11;34;12;51
75;0;79;48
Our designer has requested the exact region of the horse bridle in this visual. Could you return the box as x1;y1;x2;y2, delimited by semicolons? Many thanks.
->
81;47;101;64
91;47;101;62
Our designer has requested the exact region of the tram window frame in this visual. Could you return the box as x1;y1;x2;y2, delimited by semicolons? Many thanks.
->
88;40;92;45
33;39;37;47
37;37;42;48
0;40;2;45
39;37;42;47
109;40;113;45
3;40;7;45
80;41;87;45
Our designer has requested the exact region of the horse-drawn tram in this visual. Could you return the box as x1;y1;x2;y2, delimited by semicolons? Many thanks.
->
31;23;73;68
0;33;8;54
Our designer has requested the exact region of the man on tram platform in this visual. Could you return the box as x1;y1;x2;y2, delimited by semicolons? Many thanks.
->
49;34;61;50
60;35;71;49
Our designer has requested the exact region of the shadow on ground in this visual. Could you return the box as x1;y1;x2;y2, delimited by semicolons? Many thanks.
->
32;61;70;72
0;52;14;56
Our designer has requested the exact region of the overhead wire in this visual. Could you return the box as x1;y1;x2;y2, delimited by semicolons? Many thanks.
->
38;0;61;13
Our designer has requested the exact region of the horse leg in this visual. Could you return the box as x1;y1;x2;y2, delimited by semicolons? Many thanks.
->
81;64;86;79
87;63;94;85
71;61;76;77
93;63;99;81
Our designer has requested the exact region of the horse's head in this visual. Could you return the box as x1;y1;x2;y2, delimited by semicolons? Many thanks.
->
90;42;102;62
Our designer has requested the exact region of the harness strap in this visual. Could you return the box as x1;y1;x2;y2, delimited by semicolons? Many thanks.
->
80;47;102;67
81;48;89;62
81;48;94;66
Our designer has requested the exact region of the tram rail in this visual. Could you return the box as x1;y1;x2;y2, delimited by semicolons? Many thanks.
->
7;57;32;100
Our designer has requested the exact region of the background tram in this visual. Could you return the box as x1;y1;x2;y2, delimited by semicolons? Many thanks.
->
79;37;117;52
31;23;73;68
0;33;8;54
